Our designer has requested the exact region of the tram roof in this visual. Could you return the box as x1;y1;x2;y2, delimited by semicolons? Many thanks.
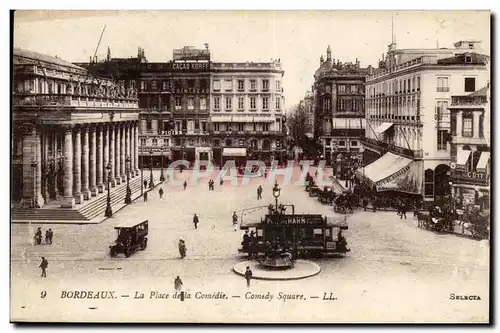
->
240;215;348;229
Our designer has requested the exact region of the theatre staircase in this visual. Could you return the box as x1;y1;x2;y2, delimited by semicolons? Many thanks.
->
12;175;161;223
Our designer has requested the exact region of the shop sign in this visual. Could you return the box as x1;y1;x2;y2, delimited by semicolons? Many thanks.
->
173;87;209;94
172;62;210;71
264;214;324;225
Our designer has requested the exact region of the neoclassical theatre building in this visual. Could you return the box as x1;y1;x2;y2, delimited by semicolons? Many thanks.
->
12;48;140;209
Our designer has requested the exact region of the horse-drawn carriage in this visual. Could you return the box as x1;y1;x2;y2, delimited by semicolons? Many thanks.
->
308;185;322;197
415;211;450;232
333;194;354;214
317;187;336;204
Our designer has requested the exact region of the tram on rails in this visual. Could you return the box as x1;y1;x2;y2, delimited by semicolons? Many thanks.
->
238;211;349;258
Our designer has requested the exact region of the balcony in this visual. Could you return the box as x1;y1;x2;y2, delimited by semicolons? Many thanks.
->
436;87;450;92
14;93;139;109
210;130;284;137
450;95;487;107
451;170;490;187
451;135;487;146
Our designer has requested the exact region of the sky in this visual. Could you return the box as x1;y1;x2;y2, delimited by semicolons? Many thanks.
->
13;10;490;109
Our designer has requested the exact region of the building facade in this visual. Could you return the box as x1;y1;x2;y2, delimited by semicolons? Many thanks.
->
313;46;369;179
448;85;490;212
13;48;140;208
361;40;489;203
210;60;286;166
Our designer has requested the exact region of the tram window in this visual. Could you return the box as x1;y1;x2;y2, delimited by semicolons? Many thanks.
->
257;229;263;237
325;228;331;238
332;227;339;241
313;229;322;235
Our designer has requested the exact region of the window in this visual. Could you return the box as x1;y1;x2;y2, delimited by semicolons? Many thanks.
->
323;98;330;111
464;77;476;92
437;77;449;92
225;139;232;147
214;97;220;110
276;81;281;91
262;97;269;110
213;139;220;148
236;123;244;132
351;85;358;93
164;139;169;147
275;97;281;110
140;81;145;91
224;80;233;91
238;80;244;91
338;140;346;147
463;115;473;137
187;97;194;110
188;139;194;146
338;99;345;111
326;138;331;146
147;120;152;130
250;80;256;91
479;113;484;138
338;85;346;93
403;80;406;92
417;76;420;91
200;97;207;110
238;97;244;110
194;121;199;130
411;78;415;91
250;97;256;110
225;97;232;110
213;123;220;131
437;130;449;150
140;138;146;146
424;169;434;198
262;79;269;91
151;80;157;90
263;123;269;132
353;99;358;111
351;140;358;147
465;55;472;63
175;96;182;109
162;81;168;90
201;122;206;132
238;139;245;147
213;80;221;91
152;138;158;146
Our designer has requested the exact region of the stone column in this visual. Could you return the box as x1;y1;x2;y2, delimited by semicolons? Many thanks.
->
61;125;75;208
109;124;116;187
115;123;122;184
129;123;135;178
81;125;91;200
42;128;49;202
124;123;130;178
102;125;109;189
73;125;83;204
120;123;126;180
135;121;140;175
89;125;97;196
97;125;104;193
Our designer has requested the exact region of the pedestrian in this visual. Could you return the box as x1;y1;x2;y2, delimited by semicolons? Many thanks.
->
48;229;53;244
39;257;48;278
232;212;239;231
264;169;268;178
208;180;212;191
257;185;262;200
144;180;148;189
143;191;148;202
362;198;368;211
45;230;50;244
220;178;224;186
401;204;407;219
35;227;42;245
158;187;164;199
183;180;187;191
244;266;253;287
174;276;183;291
193;214;199;229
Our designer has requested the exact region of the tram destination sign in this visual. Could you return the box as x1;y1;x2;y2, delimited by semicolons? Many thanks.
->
264;214;324;225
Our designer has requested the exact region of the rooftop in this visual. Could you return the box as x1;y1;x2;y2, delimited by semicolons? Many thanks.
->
13;47;86;71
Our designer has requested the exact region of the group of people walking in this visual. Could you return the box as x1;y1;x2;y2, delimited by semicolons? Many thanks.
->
34;227;54;245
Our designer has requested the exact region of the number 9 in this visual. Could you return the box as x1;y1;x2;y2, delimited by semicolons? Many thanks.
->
41;291;47;298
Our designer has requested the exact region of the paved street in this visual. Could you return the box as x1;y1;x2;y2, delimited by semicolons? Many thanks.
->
11;167;489;323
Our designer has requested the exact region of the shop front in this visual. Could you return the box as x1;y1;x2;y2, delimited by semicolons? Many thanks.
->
222;147;247;167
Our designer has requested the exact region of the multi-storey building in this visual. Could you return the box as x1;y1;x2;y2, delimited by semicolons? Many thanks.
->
13;48;140;208
313;46;369;178
449;84;490;212
360;40;489;203
210;60;286;166
299;90;314;138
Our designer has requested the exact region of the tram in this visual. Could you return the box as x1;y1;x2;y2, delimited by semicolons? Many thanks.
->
239;212;349;258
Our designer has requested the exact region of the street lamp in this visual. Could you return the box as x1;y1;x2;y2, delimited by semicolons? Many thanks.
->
124;156;132;204
149;149;154;189
105;163;113;217
272;182;281;213
159;146;165;181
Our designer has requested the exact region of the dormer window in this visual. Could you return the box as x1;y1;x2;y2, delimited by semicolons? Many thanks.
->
465;55;472;63
468;43;474;49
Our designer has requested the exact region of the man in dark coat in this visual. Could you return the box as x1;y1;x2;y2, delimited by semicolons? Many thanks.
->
400;204;407;219
39;257;48;278
232;212;239;231
174;276;183;291
144;180;148;189
257;185;262;200
158;187;164;199
183;181;187;191
48;229;54;244
143;191;148;202
193;214;199;229
244;266;253;287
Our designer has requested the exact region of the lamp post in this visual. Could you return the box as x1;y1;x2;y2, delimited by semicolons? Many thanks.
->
272;182;281;213
140;138;144;196
159;146;165;181
105;163;113;217
124;156;132;204
149;149;154;189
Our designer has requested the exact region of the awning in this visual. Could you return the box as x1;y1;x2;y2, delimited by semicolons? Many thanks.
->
476;152;490;170
223;148;247;157
211;116;232;122
456;149;471;165
355;152;422;194
375;122;394;134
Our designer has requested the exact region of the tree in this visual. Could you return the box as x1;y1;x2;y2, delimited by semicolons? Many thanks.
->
286;103;311;142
